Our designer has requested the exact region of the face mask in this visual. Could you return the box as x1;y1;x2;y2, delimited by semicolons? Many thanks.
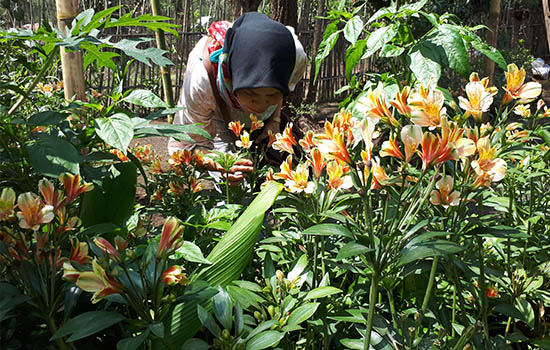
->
255;104;278;121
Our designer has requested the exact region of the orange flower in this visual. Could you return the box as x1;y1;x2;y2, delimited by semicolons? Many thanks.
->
38;178;65;212
317;128;353;165
310;148;326;179
272;123;297;154
261;168;276;188
16;192;54;231
274;155;294;181
76;259;124;304
486;285;499;298
284;163;314;194
326;161;352;191
157;217;183;258
169;149;194;167
513;104;531;118
458;81;495;122
168;182;185;196
110;149;129;162
410;85;447;128
419;132;440;170
430;175;460;208
94;237;123;264
380;133;404;160
150;157;164;174
70;238;90;265
135;144;152;162
63;261;80;283
370;157;389;189
228;120;244;137
469;72;498;95
471;137;507;186
390;86;412;115
299;130;316;152
236;131;252;149
401;125;423;163
356;83;399;126
59;173;94;205
502;64;542;104
188;176;203;193
249;114;264;132
162;265;189;286
0;188;16;221
267;130;276;147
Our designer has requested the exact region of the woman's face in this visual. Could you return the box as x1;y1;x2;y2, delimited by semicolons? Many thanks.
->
235;87;283;114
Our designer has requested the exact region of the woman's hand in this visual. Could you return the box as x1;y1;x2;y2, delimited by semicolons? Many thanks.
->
203;157;254;186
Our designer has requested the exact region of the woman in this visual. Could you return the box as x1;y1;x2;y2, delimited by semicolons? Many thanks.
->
168;12;307;184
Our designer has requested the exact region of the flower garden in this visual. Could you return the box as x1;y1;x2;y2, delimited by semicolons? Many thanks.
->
1;1;550;350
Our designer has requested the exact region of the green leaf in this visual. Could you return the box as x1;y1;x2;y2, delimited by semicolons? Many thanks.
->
336;242;373;260
470;39;507;70
95;113;134;155
197;304;221;338
363;25;398;59
27;134;80;177
287;303;320;326
25;111;68;125
81;42;119;70
302;223;353;238
109;38;173;67
148;323;164;338
105;13;179;36
315;31;340;82
81;6;122;33
379;44;405;58
134;123;211;141
345;40;367;80
123;89;169;108
407;41;442;85
398;240;464;266
305;286;342;300
181;339;211;350
493;304;527;323
116;329;150;350
245;331;284;350
426;25;469;77
175;241;211;264
213;287;233;331
344;16;364;47
52;311;125;342
287;254;309;281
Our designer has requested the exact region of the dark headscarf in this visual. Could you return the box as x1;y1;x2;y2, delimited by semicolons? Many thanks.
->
222;12;296;96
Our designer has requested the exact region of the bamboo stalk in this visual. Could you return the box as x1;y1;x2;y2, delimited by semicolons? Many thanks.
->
56;0;87;102
543;0;550;54
484;0;501;85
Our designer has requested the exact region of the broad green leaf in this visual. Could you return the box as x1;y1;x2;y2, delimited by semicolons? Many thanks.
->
302;223;353;238
516;298;535;328
367;7;395;25
123;89;169;108
167;182;283;347
213;287;233;331
336;242;373;260
52;311;125;342
116;329;150;350
197;304;221;338
379;44;405;58
81;42;119;70
95;113;134;155
363;25;398;59
305;286;342;300
493;304;527;323
109;38;173;67
398;240;464;266
181;338;211;350
287;303;319;326
244;320;279;342
175;241;211;264
148;323;164;338
81;6;122;33
134;123;211;141
315;31;340;82
245;331;284;350
400;0;429;12
235;302;244;337
426;24;469;77
345;40;367;80
470;39;507;70
27;135;80;177
105;13;179;36
344;16;364;47
25;111;68;125
287;254;309;281
407;41;442;85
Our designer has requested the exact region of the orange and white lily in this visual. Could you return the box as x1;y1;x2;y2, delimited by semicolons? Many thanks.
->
316;128;353;165
390;86;412;116
299;130;316;152
401;125;423;163
94;237;123;264
430;175;460;208
326;161;353;191
274;155;294;181
310;148;326;179
502;63;542;104
471;137;507;186
409;85;447;128
458;80;495;122
162;265;190;286
70;238;90;265
76;259;124;304
156;217;184;258
284;163;315;194
169;149;194;167
513;104;531;118
59;173;94;205
249;114;264;132
38;179;65;212
236;131;252;149
272;123;297;154
0;188;16;221
355;83;399;126
380;133;404;160
228;120;244;137
16;192;54;231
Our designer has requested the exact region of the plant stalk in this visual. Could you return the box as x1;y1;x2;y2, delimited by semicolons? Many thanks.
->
477;236;490;348
363;272;380;350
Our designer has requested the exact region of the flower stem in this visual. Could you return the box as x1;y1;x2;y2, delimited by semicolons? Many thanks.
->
414;256;439;347
477;236;490;348
47;316;68;350
363;272;380;350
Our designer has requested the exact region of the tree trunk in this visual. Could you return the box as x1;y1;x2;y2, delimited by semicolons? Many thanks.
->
56;0;87;101
543;0;550;54
306;0;326;103
269;0;297;26
484;0;501;85
230;0;261;19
